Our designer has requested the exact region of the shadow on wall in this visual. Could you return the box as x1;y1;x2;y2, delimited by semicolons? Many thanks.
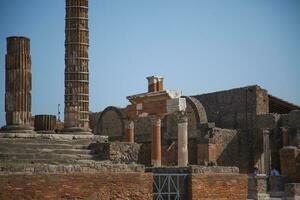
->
217;129;256;174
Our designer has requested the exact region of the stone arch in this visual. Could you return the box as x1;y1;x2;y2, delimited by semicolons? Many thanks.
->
97;106;125;139
166;96;208;138
183;96;208;125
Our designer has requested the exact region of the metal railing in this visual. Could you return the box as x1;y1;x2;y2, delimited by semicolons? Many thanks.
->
153;173;188;200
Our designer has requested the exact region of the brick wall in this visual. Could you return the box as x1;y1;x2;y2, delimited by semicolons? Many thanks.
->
190;173;248;199
193;85;268;129
0;172;152;200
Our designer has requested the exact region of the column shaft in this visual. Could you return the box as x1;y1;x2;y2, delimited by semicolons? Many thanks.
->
124;120;134;143
281;127;289;147
151;116;161;167
263;129;271;174
64;0;90;133
177;115;188;166
2;36;34;133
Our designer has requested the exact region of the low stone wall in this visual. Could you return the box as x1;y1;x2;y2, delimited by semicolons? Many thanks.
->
0;172;152;200
280;146;300;182
285;183;300;199
91;142;142;164
189;166;247;200
248;175;270;200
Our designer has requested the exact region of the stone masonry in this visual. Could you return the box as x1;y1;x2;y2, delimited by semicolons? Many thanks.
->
64;0;90;134
1;36;34;133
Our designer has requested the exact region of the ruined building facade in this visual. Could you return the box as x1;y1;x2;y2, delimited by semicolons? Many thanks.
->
1;0;300;199
91;85;300;176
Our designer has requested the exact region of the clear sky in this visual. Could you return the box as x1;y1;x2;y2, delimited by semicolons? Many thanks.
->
0;0;299;126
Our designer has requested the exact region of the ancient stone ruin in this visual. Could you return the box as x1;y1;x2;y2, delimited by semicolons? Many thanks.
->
0;0;300;200
64;0;90;134
2;37;34;134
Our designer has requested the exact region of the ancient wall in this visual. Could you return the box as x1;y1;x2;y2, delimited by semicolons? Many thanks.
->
91;142;141;164
0;172;152;200
255;110;300;174
210;128;240;167
89;111;101;133
96;107;125;139
280;147;300;183
166;96;208;138
189;166;248;200
193;85;269;129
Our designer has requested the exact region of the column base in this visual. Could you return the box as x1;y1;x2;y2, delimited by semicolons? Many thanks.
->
151;159;161;167
0;125;36;134
36;130;56;134
62;127;92;135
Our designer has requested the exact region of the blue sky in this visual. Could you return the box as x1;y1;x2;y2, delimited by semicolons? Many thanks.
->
0;0;300;126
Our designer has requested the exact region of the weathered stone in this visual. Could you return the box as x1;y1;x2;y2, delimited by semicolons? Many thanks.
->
64;0;90;134
0;172;152;200
248;175;270;200
1;36;34;134
285;183;300;199
34;115;57;134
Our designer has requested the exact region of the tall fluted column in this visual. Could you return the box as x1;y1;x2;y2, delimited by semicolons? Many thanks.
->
2;36;34;133
124;119;134;143
151;115;162;167
64;0;91;134
176;112;188;166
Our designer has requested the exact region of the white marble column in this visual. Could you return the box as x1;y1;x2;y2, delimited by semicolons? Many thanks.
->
176;112;188;167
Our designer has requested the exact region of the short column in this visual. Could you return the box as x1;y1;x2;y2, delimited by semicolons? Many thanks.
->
124;119;134;143
281;127;289;147
263;129;271;174
176;112;188;167
150;115;162;167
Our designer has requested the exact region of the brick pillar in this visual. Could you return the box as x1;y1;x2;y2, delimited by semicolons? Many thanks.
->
281;127;289;147
1;36;34;133
175;112;188;167
124;119;134;143
146;76;164;92
150;115;161;167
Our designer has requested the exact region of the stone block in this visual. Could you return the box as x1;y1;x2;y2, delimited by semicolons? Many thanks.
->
256;113;280;129
248;175;270;200
285;183;300;200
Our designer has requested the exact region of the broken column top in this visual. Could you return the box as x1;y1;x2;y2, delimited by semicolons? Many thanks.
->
6;36;30;53
146;75;164;92
125;76;186;118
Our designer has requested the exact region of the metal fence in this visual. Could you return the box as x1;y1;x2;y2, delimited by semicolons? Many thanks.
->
153;173;188;200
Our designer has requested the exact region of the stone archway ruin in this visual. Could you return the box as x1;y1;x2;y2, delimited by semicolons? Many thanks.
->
97;106;125;140
166;96;208;138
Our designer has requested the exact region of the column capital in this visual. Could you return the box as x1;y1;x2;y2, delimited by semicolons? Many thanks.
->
124;119;134;129
174;111;188;124
150;115;161;126
280;126;289;132
262;128;271;135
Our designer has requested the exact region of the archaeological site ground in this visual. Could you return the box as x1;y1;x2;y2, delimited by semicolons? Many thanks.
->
0;0;299;200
